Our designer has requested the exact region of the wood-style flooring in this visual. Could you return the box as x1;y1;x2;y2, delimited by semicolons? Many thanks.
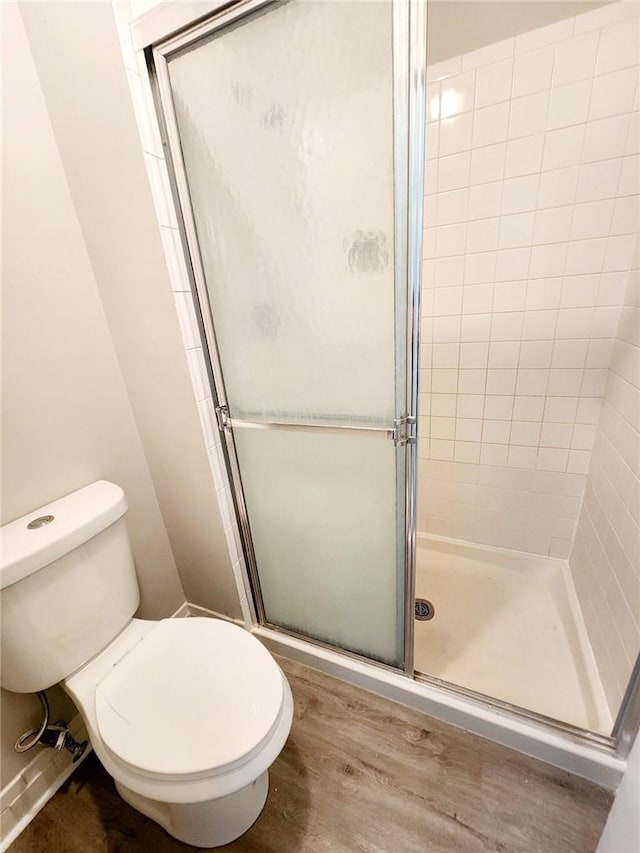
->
9;656;612;853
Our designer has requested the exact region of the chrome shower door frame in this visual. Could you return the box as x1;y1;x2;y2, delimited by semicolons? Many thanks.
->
150;0;426;676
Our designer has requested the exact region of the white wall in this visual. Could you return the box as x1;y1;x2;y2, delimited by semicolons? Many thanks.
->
570;257;640;716
1;0;185;787
18;1;242;619
418;1;639;557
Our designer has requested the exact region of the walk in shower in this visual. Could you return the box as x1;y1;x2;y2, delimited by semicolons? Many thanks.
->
132;0;639;781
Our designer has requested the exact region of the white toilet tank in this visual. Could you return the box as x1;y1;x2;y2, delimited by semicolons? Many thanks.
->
0;481;140;694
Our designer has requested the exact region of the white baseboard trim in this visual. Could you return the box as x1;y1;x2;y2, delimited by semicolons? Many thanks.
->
0;715;91;852
184;602;244;625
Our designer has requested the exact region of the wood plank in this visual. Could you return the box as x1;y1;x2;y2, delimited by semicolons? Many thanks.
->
8;656;612;852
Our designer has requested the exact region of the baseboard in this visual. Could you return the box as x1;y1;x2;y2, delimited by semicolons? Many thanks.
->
0;715;91;852
184;602;245;625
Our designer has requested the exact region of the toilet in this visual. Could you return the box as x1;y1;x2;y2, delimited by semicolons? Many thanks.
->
0;481;294;848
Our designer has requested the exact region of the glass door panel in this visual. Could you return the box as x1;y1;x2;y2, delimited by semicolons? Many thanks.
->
157;0;412;668
167;0;399;424
234;429;405;666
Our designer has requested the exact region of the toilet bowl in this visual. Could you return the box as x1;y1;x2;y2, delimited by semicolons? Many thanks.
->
0;481;294;848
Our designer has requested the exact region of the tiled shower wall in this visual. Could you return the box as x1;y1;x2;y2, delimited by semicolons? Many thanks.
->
418;1;639;557
570;261;640;714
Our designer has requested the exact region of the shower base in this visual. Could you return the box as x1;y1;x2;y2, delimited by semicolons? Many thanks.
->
414;534;612;734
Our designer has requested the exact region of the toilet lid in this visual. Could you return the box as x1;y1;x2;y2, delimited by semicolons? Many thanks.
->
95;618;284;778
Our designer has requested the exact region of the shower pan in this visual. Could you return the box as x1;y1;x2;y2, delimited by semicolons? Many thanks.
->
126;0;640;786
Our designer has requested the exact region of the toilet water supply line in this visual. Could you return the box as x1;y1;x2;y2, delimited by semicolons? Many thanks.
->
15;690;88;762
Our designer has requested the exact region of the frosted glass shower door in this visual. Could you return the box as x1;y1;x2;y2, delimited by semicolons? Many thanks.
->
158;0;409;667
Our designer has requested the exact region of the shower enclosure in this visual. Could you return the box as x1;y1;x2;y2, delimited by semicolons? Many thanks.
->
129;0;639;782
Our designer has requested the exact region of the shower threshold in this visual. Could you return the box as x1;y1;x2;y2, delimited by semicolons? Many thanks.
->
414;534;612;734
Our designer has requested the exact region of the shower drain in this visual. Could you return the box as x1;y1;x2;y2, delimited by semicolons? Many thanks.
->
415;598;435;621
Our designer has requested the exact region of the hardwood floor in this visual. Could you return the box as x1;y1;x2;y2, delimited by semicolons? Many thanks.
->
9;656;612;853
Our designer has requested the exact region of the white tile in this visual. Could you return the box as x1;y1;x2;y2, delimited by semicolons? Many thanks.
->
185;347;209;402
470;143;506;185
433;315;462;343
596;18;640;75
577;159;624;203
436;223;467;257
556;306;594;338
454;441;481;463
456;418;483;442
568;449;591;474
553;30;599;86
430;439;455;460
510;421;542;445
173;291;201;349
485;395;515;420
509;91;549;139
516;17;575;54
425;122;440;160
489;340;520;368
516;368;549;395
435;256;464;287
577;397;602;423
433;287;464;317
565;238;607;275
427;55;462;83
463;283;494;314
533;206;573;245
570;199;616;241
551;338;589;367
440;71;478;117
491;312;523;341
504;135;545;178
197;398;218;448
529;243;567;278
561;274;600;308
547;79;592;130
159;226;191;292
544;397;579;423
542;125;586;171
493;281;527;312
468;182;503;219
513;395;545;421
617;154;640;197
475;58;513;108
486;368;517;395
611;195;640;235
508;445;538;468
541;422;574;448
483;419;512;444
480;443;509;466
145;153;178;228
462;37;515;71
603;234;636;271
512;45;555;97
431;416;456;439
495;247;530;281
464;253;497;285
466;217;500;253
536;447;570;471
571;423;597;450
589;67;639;120
438;151;472;192
582;114;631;163
501;175;539;214
461;313;492;341
431;393;457;416
537;167;579;209
519;339;554;368
547;367;582;397
460;343;489;369
458;369;487;394
432;369;458;394
526;278;563;310
439;113;473;156
437;188;469;225
472;102;510;148
498;212;535;249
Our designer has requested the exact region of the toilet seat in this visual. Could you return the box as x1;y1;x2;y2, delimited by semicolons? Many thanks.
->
95;618;285;780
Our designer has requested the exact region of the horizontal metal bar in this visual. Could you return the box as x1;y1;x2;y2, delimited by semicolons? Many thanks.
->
226;417;396;440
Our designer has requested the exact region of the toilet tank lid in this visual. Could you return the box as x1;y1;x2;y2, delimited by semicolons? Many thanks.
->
0;481;127;590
